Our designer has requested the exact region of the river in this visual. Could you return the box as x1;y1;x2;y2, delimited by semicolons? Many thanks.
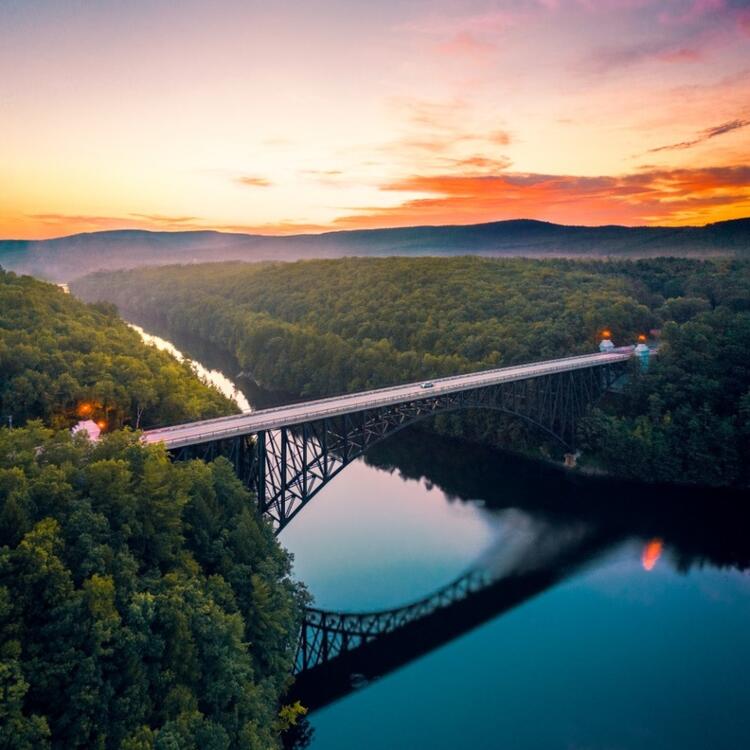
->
133;323;750;750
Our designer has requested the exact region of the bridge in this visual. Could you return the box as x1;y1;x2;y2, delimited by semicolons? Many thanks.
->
144;348;637;532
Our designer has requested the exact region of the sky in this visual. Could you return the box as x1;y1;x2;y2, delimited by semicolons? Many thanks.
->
1;0;750;239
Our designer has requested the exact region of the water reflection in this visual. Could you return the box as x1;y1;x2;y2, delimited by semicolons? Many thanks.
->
288;457;750;715
285;439;750;749
129;323;252;412
291;510;614;713
641;538;663;571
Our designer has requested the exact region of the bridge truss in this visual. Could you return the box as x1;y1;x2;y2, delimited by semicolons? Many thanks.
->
173;360;627;532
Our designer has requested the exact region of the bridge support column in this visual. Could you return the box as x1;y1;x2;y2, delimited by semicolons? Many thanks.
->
255;431;266;510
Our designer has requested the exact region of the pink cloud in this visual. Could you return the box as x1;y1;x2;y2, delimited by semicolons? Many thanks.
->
658;0;726;26
436;31;496;58
657;46;704;62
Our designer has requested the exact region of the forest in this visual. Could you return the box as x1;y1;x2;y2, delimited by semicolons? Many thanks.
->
0;269;236;431
0;426;304;749
0;269;305;749
72;256;750;487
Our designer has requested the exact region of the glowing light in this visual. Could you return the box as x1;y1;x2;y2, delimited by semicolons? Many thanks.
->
601;329;612;339
77;402;93;416
642;538;663;571
638;334;647;342
96;420;107;431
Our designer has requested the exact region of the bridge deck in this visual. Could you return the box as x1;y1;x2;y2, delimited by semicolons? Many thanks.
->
143;349;633;449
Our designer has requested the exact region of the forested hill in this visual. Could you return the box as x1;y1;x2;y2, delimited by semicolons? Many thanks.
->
73;257;750;488
4;216;750;281
0;268;236;429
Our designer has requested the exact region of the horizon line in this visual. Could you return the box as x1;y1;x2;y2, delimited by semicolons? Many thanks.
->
3;215;748;244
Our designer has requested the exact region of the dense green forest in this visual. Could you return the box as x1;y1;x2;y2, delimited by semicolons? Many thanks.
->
0;270;305;748
72;256;750;487
0;425;304;748
0;269;236;431
72;257;662;392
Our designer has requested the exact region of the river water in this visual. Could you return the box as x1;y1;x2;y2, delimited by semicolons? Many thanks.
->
133;323;750;750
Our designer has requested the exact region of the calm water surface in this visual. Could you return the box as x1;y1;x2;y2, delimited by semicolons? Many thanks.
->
133;324;750;750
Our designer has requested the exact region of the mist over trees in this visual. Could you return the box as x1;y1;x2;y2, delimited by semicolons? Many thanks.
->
2;217;749;282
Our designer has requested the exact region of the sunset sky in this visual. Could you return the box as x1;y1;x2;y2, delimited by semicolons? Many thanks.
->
2;0;750;239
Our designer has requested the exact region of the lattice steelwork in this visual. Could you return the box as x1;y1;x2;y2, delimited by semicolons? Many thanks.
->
255;362;625;530
172;360;627;532
294;568;492;674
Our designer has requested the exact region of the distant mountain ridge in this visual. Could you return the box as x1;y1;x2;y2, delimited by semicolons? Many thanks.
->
2;217;749;281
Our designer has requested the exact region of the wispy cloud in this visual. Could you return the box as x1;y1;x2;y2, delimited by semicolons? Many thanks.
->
436;31;496;59
27;212;208;234
587;38;704;72
130;213;198;225
585;0;750;72
648;118;750;152
237;175;272;187
658;0;726;26
449;155;513;171
29;213;128;228
381;97;513;171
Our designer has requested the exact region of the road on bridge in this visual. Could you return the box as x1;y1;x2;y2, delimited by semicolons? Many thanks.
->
143;348;634;450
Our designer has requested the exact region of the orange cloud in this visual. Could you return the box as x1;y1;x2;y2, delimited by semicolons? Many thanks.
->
330;165;750;229
130;213;199;225
212;220;334;235
237;176;272;187
13;212;213;238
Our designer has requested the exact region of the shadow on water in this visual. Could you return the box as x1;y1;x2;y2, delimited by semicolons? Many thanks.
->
363;428;750;571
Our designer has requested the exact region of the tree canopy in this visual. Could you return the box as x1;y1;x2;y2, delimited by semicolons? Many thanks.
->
0;268;304;748
0;425;304;749
0;269;236;431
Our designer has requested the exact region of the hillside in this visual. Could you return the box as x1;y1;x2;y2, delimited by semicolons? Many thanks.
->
3;217;749;281
0;268;236;429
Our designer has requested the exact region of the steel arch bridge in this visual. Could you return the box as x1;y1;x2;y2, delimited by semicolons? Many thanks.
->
145;350;634;532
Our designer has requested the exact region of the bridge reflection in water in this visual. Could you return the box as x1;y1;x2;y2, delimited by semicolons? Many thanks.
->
287;432;750;715
292;519;610;711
